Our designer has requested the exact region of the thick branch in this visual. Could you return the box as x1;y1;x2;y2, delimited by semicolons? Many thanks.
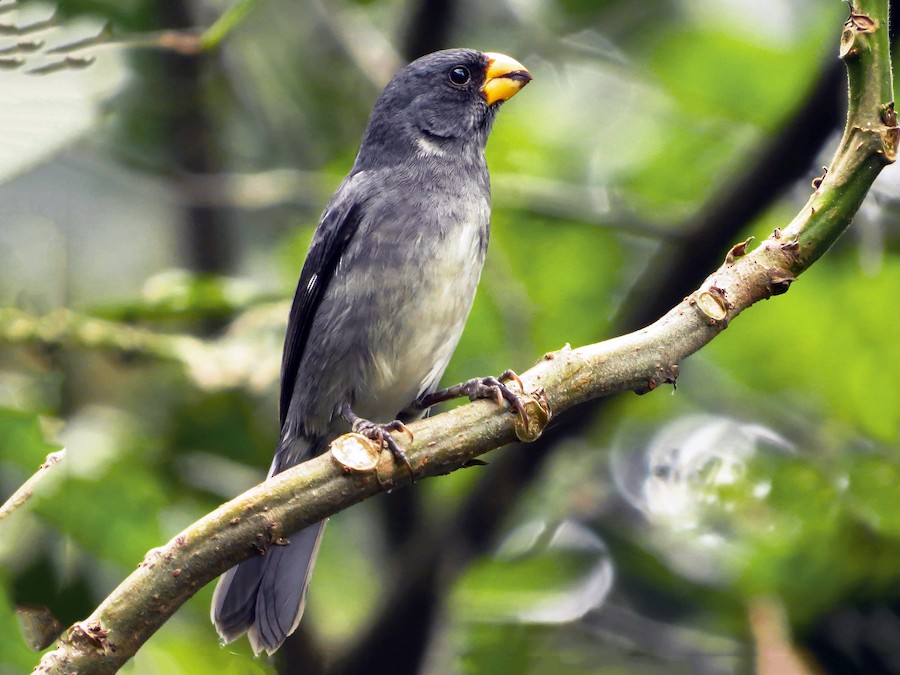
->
33;1;896;672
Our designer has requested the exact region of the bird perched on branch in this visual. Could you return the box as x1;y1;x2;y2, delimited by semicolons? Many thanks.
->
211;48;531;655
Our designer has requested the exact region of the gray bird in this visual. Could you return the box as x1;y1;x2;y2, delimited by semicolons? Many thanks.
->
211;48;531;655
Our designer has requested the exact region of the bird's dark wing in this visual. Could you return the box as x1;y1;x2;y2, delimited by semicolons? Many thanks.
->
279;179;365;429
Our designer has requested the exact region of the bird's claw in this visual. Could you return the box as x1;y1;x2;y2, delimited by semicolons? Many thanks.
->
498;368;524;392
464;371;529;428
389;420;415;443
350;417;414;479
415;369;530;430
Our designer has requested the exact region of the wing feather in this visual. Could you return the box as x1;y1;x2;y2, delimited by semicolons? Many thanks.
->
279;178;366;429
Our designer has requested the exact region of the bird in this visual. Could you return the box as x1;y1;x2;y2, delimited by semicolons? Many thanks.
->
211;48;531;655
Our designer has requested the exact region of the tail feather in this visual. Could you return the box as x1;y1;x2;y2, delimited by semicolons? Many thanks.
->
210;553;267;642
212;521;327;654
212;434;327;654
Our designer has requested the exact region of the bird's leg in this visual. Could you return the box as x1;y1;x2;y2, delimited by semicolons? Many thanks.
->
340;403;414;477
416;369;529;427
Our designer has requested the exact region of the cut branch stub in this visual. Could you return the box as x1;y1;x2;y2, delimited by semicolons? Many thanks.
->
512;388;552;442
331;433;381;472
694;289;728;322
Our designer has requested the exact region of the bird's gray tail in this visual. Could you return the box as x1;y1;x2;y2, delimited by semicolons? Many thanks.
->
211;435;326;655
211;521;326;654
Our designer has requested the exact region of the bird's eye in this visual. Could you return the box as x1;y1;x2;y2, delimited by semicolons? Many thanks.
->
449;66;471;86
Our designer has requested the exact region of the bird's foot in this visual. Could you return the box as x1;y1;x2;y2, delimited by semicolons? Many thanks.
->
341;403;414;477
417;369;529;427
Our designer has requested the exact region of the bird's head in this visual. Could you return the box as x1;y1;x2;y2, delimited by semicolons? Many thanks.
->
355;49;531;169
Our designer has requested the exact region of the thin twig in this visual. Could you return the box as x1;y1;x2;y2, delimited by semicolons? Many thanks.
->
0;448;65;522
199;0;259;51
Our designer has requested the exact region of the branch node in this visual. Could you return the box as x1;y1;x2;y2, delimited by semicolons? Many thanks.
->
811;165;829;189
140;547;166;569
768;272;796;296
725;237;754;264
264;519;284;544
635;363;679;395
879;103;899;160
542;343;572;360
848;10;877;33
840;11;876;59
70;621;113;654
779;238;800;256
880;101;896;126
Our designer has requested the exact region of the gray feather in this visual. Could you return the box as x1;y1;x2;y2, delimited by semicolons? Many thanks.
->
211;521;326;654
211;437;326;654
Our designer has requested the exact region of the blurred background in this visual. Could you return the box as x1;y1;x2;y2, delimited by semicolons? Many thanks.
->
2;0;900;673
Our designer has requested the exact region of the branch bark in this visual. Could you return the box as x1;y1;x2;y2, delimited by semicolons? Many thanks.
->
33;2;897;672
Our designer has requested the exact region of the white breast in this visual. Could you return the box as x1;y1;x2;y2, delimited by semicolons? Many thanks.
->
358;215;488;422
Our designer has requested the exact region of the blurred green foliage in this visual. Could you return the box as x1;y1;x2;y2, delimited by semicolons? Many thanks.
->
2;0;899;673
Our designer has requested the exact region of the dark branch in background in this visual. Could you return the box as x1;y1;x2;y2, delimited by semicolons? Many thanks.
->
156;2;233;282
330;28;863;675
401;0;458;61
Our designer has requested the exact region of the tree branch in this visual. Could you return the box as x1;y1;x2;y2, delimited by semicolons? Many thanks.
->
0;307;200;360
0;304;284;393
400;0;458;61
0;448;65;523
33;1;896;672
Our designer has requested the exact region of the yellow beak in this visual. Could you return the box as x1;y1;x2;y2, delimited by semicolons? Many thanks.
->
481;52;532;106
